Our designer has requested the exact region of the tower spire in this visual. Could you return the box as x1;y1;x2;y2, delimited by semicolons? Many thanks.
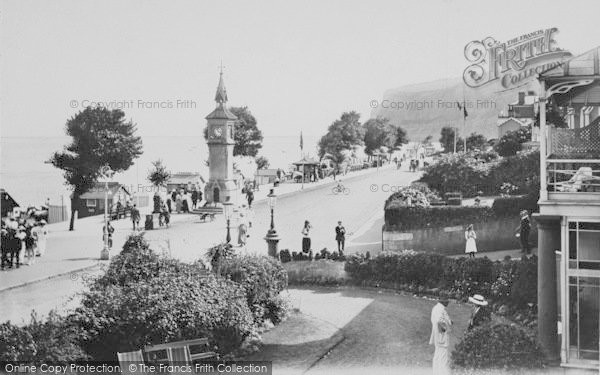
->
215;62;228;104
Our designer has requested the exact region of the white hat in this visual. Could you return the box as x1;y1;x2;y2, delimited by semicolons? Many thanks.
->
39;220;47;225
468;294;488;306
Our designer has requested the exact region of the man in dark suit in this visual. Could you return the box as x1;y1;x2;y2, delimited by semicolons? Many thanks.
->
517;210;531;254
335;221;346;255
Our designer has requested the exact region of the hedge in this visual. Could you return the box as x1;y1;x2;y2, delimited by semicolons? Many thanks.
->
344;251;537;308
385;194;538;230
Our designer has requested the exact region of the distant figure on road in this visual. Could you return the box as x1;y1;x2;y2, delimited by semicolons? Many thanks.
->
191;189;199;209
131;204;141;230
301;220;311;253
32;220;48;257
464;224;477;258
430;297;452;375
335;221;346;255
103;221;114;249
516;210;531;254
246;188;254;209
237;212;248;247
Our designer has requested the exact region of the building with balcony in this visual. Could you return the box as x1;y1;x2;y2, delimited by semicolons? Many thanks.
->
536;46;600;370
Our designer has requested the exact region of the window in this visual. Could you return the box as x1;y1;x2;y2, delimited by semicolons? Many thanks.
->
86;199;97;208
568;221;600;270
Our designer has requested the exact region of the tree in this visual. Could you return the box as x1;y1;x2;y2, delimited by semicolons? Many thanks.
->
50;107;142;230
147;159;171;188
363;117;397;157
465;133;487;152
255;156;269;170
318;111;365;159
204;107;263;157
494;127;532;157
439;127;462;153
534;105;567;128
394;126;409;148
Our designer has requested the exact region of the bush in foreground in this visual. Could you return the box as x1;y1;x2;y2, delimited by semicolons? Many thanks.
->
219;255;289;324
452;322;543;369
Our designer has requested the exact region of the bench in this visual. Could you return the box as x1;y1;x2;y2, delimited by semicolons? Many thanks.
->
144;338;217;365
110;205;131;220
191;205;223;222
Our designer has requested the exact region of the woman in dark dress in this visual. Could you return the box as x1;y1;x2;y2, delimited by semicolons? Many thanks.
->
301;220;311;253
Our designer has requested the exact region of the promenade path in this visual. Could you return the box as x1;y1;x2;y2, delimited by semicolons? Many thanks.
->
0;163;409;292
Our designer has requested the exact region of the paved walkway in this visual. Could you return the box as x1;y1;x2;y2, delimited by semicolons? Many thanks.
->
0;164;396;291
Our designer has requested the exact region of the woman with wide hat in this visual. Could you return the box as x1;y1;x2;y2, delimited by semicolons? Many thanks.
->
467;294;490;330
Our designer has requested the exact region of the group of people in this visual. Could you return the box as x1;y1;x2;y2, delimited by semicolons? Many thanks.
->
300;220;347;254
463;209;532;257
430;293;491;374
1;216;48;270
165;188;201;214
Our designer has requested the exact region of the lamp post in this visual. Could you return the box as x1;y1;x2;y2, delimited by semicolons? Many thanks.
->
100;166;115;260
223;201;233;244
264;189;280;257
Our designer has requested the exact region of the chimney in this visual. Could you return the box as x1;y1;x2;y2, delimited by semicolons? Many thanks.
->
518;92;525;105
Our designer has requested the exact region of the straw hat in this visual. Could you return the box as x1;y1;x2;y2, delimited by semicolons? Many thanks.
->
468;294;488;306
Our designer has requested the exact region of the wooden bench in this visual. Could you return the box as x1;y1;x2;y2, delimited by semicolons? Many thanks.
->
144;338;217;365
191;206;223;222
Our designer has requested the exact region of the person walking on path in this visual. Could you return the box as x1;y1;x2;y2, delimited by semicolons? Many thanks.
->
465;224;477;258
335;221;346;255
103;221;114;249
191;189;199;209
246;188;254;209
430;297;453;375
131;204;141;230
301;220;312;253
516;210;531;254
32;220;48;257
467;294;490;331
237;212;248;247
24;224;36;265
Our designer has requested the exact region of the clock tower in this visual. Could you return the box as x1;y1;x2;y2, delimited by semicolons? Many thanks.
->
204;71;238;205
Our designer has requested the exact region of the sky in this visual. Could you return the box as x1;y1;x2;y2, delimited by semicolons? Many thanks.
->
2;0;600;140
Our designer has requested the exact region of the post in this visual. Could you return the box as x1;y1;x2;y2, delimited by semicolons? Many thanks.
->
463;117;467;152
226;218;231;244
264;189;280;257
100;180;110;260
453;127;457;154
302;164;305;189
539;80;548;201
536;215;561;364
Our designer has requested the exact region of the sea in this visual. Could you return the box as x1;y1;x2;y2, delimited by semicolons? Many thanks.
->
0;135;318;208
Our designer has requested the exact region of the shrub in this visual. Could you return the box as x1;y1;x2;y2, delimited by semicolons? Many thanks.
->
314;248;346;261
384;186;438;208
26;312;89;363
492;151;540;195
491;256;537;309
491;192;539;217
73;271;254;360
219;255;289;324
494;127;531;157
279;249;291;263
0;322;36;361
452;322;543;369
384;205;494;231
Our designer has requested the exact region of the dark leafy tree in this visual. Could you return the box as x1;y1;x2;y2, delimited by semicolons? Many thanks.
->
494;127;531;157
364;117;397;156
318;111;364;159
147;159;171;188
465;133;487;152
439;127;463;153
204;107;263;157
49;107;143;230
255;156;270;170
534;105;567;128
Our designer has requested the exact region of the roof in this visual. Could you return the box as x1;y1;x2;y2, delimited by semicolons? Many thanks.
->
206;72;238;120
80;182;130;199
497;117;530;127
168;172;204;184
205;105;238;120
1;189;19;207
293;157;320;165
540;46;600;79
256;169;279;176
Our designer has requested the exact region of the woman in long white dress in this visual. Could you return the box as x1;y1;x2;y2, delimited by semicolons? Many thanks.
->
33;220;48;257
465;224;477;258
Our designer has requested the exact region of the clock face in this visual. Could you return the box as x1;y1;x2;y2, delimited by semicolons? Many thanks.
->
213;127;223;137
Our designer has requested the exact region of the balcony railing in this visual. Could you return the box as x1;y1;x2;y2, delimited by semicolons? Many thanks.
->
547;160;600;193
545;121;600;195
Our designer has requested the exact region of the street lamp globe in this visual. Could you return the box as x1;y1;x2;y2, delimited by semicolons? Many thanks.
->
268;189;277;209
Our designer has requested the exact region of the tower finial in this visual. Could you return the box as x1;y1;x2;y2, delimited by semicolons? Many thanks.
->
214;63;228;104
219;60;225;75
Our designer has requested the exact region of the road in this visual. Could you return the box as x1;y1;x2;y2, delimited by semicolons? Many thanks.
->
0;165;419;323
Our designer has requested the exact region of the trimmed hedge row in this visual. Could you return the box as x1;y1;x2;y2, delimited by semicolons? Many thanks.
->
385;193;538;230
344;251;537;309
